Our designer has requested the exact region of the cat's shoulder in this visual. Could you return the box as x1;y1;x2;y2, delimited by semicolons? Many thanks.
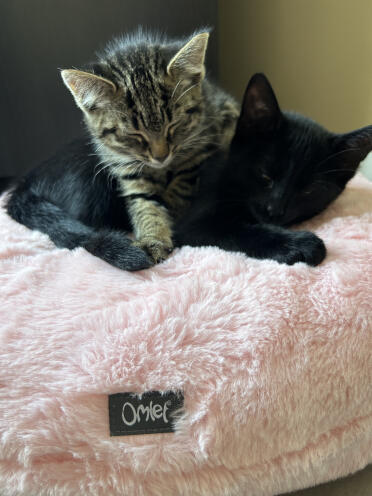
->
20;138;99;185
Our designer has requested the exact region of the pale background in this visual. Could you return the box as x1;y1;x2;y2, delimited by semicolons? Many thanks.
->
218;0;372;180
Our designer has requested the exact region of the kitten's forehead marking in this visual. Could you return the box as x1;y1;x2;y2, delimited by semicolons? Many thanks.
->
107;46;172;133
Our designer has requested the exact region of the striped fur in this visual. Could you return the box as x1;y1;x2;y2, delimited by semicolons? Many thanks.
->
62;30;239;262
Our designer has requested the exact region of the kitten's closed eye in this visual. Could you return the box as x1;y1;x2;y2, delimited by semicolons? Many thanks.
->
186;106;199;114
101;127;117;137
129;133;148;147
303;183;323;195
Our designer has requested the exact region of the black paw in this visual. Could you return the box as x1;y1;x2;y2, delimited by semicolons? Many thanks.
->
274;230;326;266
85;230;153;271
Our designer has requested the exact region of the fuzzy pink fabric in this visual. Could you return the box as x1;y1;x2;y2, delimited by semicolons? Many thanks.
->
0;174;371;496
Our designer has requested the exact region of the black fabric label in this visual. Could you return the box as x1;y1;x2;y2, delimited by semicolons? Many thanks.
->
108;390;184;436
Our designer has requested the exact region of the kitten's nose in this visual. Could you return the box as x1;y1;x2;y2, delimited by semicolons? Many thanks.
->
150;140;169;162
266;203;285;220
266;204;274;216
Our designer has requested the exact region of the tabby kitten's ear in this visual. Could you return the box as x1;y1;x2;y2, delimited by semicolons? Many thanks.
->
334;125;372;164
61;69;116;113
167;32;209;82
236;73;282;137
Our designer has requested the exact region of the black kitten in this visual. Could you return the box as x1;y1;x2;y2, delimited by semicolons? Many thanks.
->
5;141;152;271
175;74;372;266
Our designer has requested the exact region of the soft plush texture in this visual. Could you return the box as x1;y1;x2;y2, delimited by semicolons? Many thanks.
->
0;174;371;496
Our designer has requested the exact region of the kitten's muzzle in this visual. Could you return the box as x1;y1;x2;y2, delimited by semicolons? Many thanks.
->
150;140;170;162
148;152;174;169
252;202;286;225
266;203;285;221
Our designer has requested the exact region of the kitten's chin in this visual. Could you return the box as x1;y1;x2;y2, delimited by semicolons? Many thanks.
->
147;154;174;170
147;162;168;170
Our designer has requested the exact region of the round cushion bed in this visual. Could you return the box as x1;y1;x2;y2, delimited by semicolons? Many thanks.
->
0;175;371;496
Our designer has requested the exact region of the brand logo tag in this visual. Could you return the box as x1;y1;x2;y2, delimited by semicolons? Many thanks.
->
108;390;184;436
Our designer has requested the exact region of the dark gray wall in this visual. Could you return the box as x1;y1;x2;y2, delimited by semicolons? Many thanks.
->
0;0;218;176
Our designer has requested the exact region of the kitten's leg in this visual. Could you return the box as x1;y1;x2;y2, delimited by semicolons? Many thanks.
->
175;221;326;267
233;224;326;266
126;196;173;263
6;189;152;271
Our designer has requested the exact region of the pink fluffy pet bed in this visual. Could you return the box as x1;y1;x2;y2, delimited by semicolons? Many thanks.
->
0;174;371;496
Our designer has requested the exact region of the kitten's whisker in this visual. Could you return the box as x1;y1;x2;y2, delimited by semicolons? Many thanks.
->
171;79;183;100
312;179;343;194
321;168;358;174
314;147;361;170
93;163;114;184
174;83;198;104
93;156;142;184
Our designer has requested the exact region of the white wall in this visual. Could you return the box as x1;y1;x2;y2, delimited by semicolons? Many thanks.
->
218;0;372;180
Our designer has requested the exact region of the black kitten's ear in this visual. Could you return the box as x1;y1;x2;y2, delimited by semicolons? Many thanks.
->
334;125;372;163
236;73;282;136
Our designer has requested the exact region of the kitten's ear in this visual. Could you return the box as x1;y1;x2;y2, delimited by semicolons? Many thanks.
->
61;69;116;112
167;32;209;81
334;125;372;163
236;73;282;136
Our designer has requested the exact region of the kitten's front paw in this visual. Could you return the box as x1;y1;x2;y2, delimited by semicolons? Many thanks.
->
85;230;153;271
276;231;326;266
134;237;173;264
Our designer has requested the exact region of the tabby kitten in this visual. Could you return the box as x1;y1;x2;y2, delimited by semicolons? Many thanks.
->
175;73;372;265
6;30;238;270
61;30;237;263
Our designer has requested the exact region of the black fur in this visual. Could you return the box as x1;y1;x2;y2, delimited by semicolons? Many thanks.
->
5;74;372;270
6;140;152;271
174;74;372;266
